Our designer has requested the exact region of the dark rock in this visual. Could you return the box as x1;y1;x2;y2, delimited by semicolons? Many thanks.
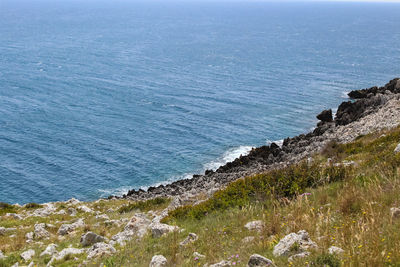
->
316;109;333;122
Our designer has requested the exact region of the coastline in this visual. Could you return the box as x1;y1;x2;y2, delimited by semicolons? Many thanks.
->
111;78;400;202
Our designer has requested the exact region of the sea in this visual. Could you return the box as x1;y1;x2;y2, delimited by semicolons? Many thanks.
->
0;0;399;204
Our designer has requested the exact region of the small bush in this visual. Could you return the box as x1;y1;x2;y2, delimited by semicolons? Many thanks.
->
311;253;341;267
24;202;43;209
0;202;16;216
164;163;349;221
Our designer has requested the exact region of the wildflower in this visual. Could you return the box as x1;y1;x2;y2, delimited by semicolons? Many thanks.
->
194;257;199;261
236;254;239;258
232;262;236;265
358;245;363;248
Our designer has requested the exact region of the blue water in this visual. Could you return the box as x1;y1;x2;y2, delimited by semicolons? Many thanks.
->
1;0;399;204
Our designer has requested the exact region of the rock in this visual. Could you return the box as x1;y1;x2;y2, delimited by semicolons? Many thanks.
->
31;203;57;217
11;263;19;267
247;254;275;267
242;236;255;243
168;196;182;210
111;214;151;245
95;214;109;220
40;244;58;257
273;230;317;257
179;233;198;247
316;109;333;122
66;198;80;205
209;260;231;267
25;232;34;243
28;262;34;267
57;218;85;235
54;248;85;261
6;213;23;220
34;223;50;239
0;250;5;259
150;222;179;238
193;252;205;259
390;207;400;219
80;232;106;246
149;255;167;267
394;143;400;154
0;227;16;235
21;249;35;261
244;220;264;232
328;246;344;255
77;205;94;213
56;210;67;215
86;242;116;259
67;208;77;216
288;252;310;262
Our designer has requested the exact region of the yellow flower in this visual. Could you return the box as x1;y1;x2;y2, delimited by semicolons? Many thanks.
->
358;245;363;248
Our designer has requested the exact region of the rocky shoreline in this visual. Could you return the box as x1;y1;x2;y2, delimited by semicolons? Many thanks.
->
114;78;400;202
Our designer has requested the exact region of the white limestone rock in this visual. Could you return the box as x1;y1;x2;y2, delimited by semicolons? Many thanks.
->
21;249;35;261
149;255;167;267
273;230;317;257
86;242;116;259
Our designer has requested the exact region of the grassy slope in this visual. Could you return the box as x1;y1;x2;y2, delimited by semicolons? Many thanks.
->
1;126;400;266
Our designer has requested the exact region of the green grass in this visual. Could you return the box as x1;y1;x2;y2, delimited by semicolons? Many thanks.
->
118;197;171;214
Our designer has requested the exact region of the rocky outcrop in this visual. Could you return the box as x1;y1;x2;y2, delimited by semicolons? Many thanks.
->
394;143;400;154
150;222;179;238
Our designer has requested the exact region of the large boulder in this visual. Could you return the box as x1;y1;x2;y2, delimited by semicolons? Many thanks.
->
149;255;167;267
273;230;317;257
87;242;116;259
80;232;106;246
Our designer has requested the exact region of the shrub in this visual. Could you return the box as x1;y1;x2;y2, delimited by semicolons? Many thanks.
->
311;253;341;267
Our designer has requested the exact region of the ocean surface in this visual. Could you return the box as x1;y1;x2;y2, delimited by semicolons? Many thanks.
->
1;0;399;204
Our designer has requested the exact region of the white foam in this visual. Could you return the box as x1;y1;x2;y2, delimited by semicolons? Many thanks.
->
341;91;350;99
99;145;253;197
203;145;253;171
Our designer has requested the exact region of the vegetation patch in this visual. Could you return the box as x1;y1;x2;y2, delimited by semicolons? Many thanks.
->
118;197;170;213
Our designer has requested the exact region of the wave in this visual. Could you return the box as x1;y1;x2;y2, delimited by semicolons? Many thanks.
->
99;145;253;197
